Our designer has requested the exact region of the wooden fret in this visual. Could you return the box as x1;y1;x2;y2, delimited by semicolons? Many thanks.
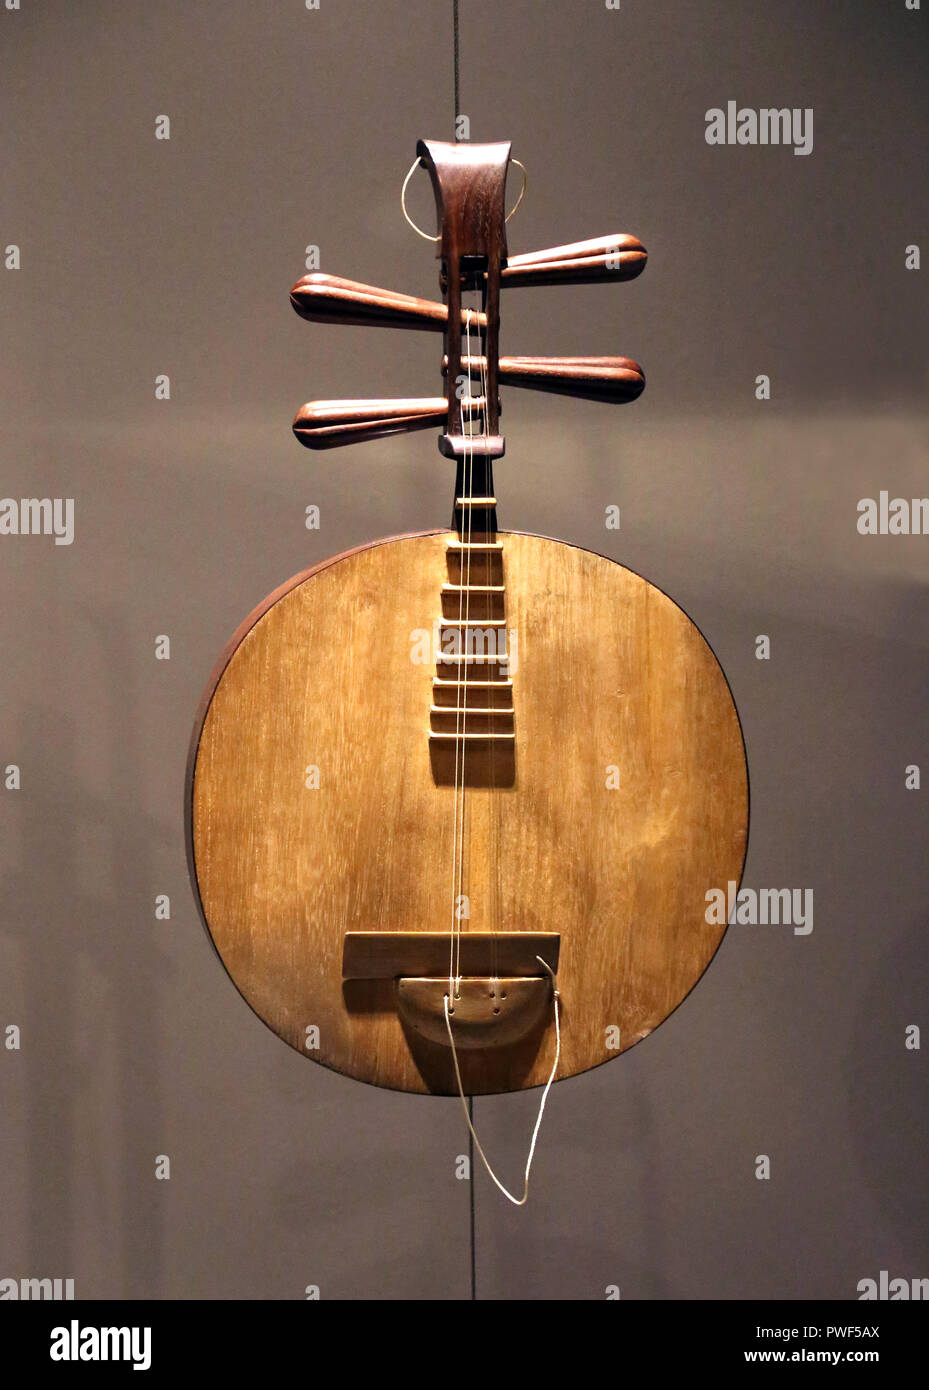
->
433;678;513;687
442;583;505;592
428;730;515;742
430;705;513;716
440;618;507;628
435;653;507;664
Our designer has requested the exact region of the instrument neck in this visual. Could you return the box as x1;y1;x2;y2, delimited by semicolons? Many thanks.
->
452;455;497;539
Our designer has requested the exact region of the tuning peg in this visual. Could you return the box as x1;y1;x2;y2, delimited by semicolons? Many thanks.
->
450;354;645;403
290;274;485;331
289;236;645;330
501;235;647;287
293;396;487;449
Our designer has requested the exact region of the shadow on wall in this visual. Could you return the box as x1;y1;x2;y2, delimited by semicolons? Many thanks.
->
7;602;175;1298
848;913;929;1255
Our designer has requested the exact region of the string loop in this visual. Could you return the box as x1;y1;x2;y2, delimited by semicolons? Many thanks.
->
400;157;527;241
443;957;561;1207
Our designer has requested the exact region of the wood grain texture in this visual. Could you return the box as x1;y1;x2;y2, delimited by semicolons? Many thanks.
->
288;236;646;331
290;273;486;332
188;531;748;1096
501;233;647;285
293;397;456;449
456;355;646;402
417;139;510;447
397;977;551;1050
291;357;645;448
342;932;560;979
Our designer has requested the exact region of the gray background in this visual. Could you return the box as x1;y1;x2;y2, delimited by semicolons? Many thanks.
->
1;0;926;1299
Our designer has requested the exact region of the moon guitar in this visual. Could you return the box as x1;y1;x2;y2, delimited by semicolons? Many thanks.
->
186;140;748;1195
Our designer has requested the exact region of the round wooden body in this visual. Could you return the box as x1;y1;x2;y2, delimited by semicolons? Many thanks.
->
187;531;748;1095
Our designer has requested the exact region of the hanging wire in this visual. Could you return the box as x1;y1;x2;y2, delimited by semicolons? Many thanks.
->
453;0;461;139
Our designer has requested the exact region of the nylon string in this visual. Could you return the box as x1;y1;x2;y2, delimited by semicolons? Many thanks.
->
444;957;561;1206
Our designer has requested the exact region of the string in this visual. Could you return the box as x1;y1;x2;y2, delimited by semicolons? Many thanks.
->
478;337;498;987
448;377;463;997
458;309;477;989
444;957;561;1206
449;308;477;1001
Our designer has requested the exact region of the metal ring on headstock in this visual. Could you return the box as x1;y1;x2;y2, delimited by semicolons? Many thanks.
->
401;156;527;241
505;159;527;222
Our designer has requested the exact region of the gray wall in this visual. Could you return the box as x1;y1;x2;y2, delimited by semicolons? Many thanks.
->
0;0;926;1299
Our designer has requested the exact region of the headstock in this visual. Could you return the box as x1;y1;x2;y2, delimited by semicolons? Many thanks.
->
290;140;646;468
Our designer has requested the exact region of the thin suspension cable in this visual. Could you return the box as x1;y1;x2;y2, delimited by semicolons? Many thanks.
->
467;1095;476;1300
453;0;460;139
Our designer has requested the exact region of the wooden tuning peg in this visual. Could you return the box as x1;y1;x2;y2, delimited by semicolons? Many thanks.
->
293;396;488;449
289;235;646;331
501;234;647;287
290;274;485;331
451;354;645;403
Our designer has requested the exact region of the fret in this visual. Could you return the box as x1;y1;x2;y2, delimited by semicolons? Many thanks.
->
428;731;515;742
433;679;513;687
431;681;514;711
435;653;508;664
442;583;505;592
429;705;513;716
440;618;507;628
